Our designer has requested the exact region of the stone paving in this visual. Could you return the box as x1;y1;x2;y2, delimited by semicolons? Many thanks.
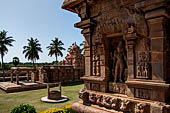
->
0;81;55;93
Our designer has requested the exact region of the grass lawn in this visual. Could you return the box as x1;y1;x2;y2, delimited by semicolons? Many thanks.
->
0;83;83;113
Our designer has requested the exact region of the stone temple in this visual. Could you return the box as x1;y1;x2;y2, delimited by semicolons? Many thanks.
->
62;0;170;113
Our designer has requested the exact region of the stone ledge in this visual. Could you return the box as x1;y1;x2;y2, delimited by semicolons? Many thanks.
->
126;80;169;89
72;101;122;113
62;0;84;13
81;76;106;82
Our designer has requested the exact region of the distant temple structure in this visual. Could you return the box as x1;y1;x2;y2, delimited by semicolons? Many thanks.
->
62;42;85;70
62;0;170;113
10;43;85;84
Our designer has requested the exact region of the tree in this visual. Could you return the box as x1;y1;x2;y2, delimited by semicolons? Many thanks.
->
79;40;85;54
67;43;74;52
13;57;19;67
23;38;43;67
0;30;15;81
47;38;65;64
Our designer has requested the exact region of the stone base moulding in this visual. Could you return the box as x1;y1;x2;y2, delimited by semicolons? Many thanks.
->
75;90;170;113
72;101;122;113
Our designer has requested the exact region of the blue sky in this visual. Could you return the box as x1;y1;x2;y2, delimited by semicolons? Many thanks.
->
0;0;84;63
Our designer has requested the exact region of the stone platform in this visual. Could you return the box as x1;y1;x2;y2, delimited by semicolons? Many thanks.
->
41;96;68;103
72;101;122;113
0;81;56;93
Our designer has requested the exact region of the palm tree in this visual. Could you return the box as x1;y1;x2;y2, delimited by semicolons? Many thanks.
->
47;38;65;64
0;30;15;81
80;40;85;54
67;43;74;52
23;38;43;67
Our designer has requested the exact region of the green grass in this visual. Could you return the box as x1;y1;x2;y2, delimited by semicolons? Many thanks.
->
0;83;83;113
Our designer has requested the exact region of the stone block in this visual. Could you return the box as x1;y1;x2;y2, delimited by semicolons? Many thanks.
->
151;89;166;102
91;83;100;91
151;103;165;113
151;52;164;63
150;31;165;37
151;38;165;52
152;63;164;81
150;22;164;32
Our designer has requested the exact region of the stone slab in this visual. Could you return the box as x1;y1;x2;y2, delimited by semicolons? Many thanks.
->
72;101;123;113
41;96;68;103
0;81;55;93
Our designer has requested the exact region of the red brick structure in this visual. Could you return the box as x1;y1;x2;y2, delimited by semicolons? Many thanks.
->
62;0;170;113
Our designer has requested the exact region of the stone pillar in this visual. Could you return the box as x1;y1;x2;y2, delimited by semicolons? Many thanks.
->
15;70;20;85
10;71;13;83
71;69;74;81
53;69;57;82
31;71;37;83
124;33;137;80
147;16;167;82
26;71;30;81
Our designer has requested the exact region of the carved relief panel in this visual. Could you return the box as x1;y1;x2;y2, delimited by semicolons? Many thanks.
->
92;44;101;76
136;52;150;79
135;38;151;79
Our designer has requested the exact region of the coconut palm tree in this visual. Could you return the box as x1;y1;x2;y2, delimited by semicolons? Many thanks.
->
23;38;43;67
47;38;65;64
80;40;85;54
13;57;20;67
67;43;74;52
0;30;15;81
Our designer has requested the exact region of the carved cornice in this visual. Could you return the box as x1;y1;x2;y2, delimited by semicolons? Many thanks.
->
62;0;84;13
135;0;170;12
74;19;95;29
62;0;96;14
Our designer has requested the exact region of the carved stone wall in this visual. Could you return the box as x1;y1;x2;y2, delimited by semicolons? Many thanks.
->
62;0;170;113
38;66;83;83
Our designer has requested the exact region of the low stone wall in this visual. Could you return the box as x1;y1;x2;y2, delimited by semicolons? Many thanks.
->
37;65;84;83
9;66;84;84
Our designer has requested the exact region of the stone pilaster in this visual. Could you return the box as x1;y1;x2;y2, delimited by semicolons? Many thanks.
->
10;71;13;83
15;70;20;85
124;33;137;80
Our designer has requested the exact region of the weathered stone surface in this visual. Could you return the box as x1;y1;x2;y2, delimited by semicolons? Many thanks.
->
62;0;170;113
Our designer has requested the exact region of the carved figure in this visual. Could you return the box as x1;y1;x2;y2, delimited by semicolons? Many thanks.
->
79;89;89;104
136;52;150;79
120;100;132;112
127;24;135;34
103;96;118;109
89;93;97;103
96;95;103;106
135;103;150;113
113;41;126;83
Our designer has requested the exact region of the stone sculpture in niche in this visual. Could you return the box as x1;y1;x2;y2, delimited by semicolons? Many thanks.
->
92;44;101;76
113;41;127;83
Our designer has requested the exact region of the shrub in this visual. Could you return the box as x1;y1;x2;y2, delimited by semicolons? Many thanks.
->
40;104;77;113
63;105;77;113
11;104;36;113
39;108;63;113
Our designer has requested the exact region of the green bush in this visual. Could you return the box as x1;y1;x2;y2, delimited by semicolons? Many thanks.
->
11;104;36;113
63;105;77;113
40;104;77;113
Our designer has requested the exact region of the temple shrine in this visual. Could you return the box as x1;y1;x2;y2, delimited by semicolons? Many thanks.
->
62;0;170;113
